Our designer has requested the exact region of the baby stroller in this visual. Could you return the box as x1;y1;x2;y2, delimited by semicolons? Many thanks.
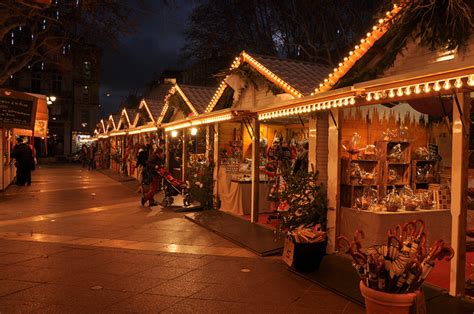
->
155;165;192;207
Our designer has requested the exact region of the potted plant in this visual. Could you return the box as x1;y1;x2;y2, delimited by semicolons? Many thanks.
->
338;220;454;314
186;160;215;210
277;169;328;272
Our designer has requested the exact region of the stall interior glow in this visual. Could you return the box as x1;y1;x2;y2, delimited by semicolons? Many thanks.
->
190;128;198;136
171;130;178;138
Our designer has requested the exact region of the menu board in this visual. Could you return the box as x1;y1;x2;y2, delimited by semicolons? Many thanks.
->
0;95;37;129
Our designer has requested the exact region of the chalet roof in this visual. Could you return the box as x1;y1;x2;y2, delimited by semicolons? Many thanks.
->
143;83;174;119
250;54;330;95
177;85;215;114
205;51;331;112
125;108;137;121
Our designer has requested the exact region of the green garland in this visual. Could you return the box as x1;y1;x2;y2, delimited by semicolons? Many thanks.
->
337;0;474;88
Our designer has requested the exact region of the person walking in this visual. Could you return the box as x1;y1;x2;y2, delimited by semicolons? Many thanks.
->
88;143;97;170
11;137;35;186
80;144;89;168
141;147;165;207
135;144;149;193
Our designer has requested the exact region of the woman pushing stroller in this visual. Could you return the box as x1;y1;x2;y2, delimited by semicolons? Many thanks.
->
141;146;165;207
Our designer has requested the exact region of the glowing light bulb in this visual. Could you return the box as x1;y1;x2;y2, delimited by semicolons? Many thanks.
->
374;93;380;101
171;130;178;138
455;77;463;88
349;98;355;105
396;88;403;97
433;81;441;91
443;80;451;90
366;93;372;101
468;75;474;86
414;85;421;94
388;89;395;98
423;83;431;93
404;87;411;96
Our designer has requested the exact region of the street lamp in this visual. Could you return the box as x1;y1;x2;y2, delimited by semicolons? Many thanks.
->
190;128;198;136
46;95;56;105
171;130;178;138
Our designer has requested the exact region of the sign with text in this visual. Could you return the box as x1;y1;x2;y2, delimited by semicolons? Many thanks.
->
0;92;37;129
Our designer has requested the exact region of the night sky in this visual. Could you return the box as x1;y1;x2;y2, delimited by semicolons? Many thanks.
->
99;1;197;117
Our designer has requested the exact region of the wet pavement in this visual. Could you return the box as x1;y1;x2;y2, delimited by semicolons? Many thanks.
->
0;164;364;313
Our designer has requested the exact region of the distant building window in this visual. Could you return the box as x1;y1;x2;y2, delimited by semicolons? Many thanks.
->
84;61;91;78
82;85;89;103
52;74;62;93
31;73;41;93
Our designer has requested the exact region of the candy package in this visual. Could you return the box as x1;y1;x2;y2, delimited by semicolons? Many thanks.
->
385;188;402;212
417;190;434;209
387;168;399;184
416;163;435;182
343;132;361;156
359;144;379;160
355;187;378;210
401;186;420;211
414;147;430;160
388;144;403;162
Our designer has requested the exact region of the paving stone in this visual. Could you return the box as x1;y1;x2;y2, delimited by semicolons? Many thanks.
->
102;275;167;293
3;283;133;309
106;293;182;313
137;265;194;280
0;298;46;313
145;279;211;297
0;280;40;297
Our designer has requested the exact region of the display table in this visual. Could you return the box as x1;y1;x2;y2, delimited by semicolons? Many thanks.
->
340;207;451;247
217;167;273;215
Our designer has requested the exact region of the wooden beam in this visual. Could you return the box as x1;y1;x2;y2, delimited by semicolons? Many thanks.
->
213;123;219;198
327;109;340;253
165;133;170;170
449;92;470;296
251;118;260;223
308;115;317;171
182;131;187;181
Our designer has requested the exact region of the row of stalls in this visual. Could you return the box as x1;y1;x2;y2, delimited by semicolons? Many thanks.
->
93;5;473;297
0;88;49;190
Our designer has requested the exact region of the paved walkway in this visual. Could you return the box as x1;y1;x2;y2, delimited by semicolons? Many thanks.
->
0;164;364;313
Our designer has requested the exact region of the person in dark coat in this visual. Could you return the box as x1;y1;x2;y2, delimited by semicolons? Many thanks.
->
141;147;165;207
11;137;35;186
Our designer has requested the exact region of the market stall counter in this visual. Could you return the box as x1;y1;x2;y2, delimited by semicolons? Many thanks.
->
340;207;451;248
217;166;272;215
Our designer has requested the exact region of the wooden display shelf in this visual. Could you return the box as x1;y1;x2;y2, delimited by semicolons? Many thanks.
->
377;141;411;196
411;159;438;191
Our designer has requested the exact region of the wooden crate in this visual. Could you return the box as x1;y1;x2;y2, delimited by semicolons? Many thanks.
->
411;159;437;190
377;141;411;197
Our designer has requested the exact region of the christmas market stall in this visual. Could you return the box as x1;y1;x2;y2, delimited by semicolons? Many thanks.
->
257;2;472;297
0;89;48;190
190;51;330;223
107;113;121;172
160;83;214;182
